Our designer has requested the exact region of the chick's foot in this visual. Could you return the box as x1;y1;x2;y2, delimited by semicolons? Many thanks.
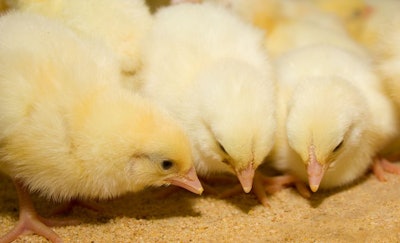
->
372;157;400;181
0;180;79;243
220;172;311;207
219;172;310;207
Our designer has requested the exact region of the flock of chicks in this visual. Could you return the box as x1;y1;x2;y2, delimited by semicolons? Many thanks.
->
0;0;400;242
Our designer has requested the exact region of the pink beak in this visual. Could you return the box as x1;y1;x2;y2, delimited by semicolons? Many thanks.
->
166;166;203;195
236;163;255;193
363;5;374;18
307;144;326;192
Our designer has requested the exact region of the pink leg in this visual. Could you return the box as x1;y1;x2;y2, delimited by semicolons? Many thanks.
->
372;157;400;182
254;173;310;207
0;180;78;243
219;172;311;207
218;184;243;199
263;174;311;198
252;171;271;207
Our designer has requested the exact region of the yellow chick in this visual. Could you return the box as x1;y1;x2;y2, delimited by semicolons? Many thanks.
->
358;0;400;56
174;0;314;31
266;10;369;59
379;18;400;104
12;0;153;91
180;0;370;40
272;44;397;193
0;12;202;242
312;0;372;38
139;3;276;196
198;0;281;31
375;16;400;179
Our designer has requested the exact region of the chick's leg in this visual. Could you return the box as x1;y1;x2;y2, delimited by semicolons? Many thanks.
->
220;172;311;207
261;174;311;198
372;156;400;181
0;180;76;243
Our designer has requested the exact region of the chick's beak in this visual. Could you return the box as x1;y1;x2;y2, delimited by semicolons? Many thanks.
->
363;5;374;18
307;145;326;192
166;166;203;195
236;163;255;193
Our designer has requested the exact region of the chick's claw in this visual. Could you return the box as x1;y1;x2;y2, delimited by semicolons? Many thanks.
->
372;157;400;182
253;172;271;207
218;172;308;208
218;172;281;207
0;181;79;243
0;216;63;243
263;174;311;198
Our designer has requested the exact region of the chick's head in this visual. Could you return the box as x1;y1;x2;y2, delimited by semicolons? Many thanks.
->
70;87;202;198
313;0;372;38
191;60;276;193
286;77;368;192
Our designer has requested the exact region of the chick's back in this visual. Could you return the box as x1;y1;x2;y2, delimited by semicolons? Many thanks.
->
141;2;272;98
13;0;152;75
0;11;119;141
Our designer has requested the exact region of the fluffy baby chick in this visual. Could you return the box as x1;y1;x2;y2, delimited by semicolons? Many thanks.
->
312;0;372;38
139;3;276;198
196;0;281;31
379;18;400;105
12;0;153;91
185;0;370;43
375;17;400;179
358;0;400;56
0;12;202;243
271;44;397;193
265;10;369;59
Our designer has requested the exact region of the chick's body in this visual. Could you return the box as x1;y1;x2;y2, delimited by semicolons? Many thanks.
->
273;44;397;191
359;0;400;55
13;0;153;90
0;12;201;243
377;17;400;167
379;19;400;106
265;10;368;59
140;3;276;193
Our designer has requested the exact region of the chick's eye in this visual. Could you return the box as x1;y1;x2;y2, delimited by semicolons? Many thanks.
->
333;141;343;152
218;141;227;154
161;160;174;170
352;10;362;17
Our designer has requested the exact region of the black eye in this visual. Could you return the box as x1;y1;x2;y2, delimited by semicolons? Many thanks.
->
161;160;174;170
352;9;364;18
333;141;343;152
218;142;227;154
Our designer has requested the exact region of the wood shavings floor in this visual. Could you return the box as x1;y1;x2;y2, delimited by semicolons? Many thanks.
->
1;167;400;243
